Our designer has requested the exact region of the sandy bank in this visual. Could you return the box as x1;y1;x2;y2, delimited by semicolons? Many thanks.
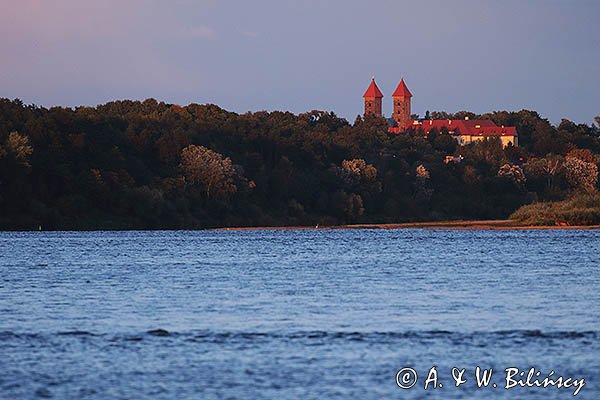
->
216;220;600;231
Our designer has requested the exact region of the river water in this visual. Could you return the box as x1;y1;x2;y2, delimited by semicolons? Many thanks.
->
1;229;598;399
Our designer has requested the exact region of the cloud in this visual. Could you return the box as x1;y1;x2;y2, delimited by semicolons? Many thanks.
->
241;30;259;38
185;25;216;39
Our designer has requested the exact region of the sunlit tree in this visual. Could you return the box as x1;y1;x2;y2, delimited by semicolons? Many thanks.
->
415;164;433;201
180;145;237;199
498;163;526;185
5;132;33;166
563;155;598;193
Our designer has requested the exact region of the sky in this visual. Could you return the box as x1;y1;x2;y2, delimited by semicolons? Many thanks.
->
1;0;599;125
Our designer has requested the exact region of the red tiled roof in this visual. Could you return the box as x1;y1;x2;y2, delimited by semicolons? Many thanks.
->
389;119;517;137
363;79;384;98
392;79;412;98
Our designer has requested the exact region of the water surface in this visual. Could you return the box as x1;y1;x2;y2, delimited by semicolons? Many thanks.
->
1;229;598;399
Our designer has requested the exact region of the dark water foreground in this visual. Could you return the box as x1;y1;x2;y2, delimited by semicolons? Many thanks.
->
1;229;599;399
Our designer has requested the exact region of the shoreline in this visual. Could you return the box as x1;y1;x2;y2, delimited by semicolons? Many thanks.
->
4;220;600;232
216;220;600;231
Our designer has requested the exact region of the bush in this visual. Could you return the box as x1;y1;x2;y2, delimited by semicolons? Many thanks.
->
510;192;600;225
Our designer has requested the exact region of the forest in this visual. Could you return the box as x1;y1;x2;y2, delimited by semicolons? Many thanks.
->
1;97;599;230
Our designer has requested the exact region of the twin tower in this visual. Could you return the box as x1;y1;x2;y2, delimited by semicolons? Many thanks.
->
363;78;412;129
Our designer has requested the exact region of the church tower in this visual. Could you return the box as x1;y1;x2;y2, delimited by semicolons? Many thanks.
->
363;78;383;117
392;78;412;129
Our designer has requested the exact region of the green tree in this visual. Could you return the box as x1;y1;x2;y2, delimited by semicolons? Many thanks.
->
524;156;562;195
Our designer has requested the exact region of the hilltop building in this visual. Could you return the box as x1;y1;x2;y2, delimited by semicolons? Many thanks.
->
363;78;518;147
363;78;383;117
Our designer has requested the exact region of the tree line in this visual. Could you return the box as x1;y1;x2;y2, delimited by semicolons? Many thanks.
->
0;97;599;229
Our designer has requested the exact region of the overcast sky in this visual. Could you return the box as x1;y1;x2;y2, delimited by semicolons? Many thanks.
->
1;0;598;125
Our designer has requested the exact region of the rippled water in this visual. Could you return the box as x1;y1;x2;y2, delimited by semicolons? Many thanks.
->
1;229;599;399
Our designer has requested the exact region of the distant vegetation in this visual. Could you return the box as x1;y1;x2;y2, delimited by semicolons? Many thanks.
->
0;98;599;229
511;192;600;226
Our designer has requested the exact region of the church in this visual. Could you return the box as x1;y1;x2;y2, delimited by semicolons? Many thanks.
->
363;78;518;147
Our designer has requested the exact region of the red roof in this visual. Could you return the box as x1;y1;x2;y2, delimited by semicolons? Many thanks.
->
363;79;384;98
389;119;517;137
392;79;412;98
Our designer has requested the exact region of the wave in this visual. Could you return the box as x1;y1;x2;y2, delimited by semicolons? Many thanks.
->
146;329;171;337
57;330;96;336
0;329;597;343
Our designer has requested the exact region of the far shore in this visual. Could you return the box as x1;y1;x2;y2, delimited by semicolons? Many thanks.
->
216;220;600;231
